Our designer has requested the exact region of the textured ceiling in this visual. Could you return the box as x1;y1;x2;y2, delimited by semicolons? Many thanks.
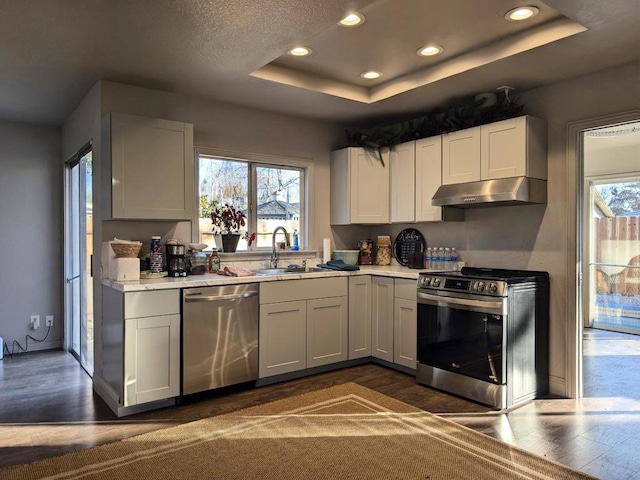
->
0;0;638;126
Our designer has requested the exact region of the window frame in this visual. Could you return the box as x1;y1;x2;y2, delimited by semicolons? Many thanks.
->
194;147;313;252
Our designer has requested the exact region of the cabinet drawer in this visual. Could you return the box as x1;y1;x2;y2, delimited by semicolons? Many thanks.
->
394;278;417;300
260;277;348;304
124;290;180;319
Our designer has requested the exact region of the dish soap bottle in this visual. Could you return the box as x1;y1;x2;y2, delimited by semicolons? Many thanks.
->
292;229;299;251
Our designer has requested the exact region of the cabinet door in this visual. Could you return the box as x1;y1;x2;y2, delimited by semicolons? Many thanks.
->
371;277;394;361
481;117;527;180
259;301;307;378
348;276;371;359
442;127;481;185
105;113;194;220
350;148;390;224
390;141;416;223
307;296;348;368
394;298;417;369
124;314;180;406
415;135;443;222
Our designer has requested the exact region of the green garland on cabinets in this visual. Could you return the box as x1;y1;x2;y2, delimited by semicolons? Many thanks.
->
345;93;525;165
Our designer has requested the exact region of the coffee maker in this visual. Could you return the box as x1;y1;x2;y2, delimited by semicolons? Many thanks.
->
166;244;188;277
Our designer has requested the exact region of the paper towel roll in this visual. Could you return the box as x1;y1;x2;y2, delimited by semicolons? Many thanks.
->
323;238;331;263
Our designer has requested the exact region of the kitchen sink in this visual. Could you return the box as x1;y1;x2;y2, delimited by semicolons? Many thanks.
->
254;267;325;276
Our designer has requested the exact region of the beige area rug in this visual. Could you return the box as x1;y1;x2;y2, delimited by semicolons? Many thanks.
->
2;383;593;480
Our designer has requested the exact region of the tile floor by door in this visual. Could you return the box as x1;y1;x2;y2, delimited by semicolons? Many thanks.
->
0;328;639;479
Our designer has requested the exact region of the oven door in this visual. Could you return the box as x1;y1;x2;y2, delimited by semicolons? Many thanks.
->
417;291;507;384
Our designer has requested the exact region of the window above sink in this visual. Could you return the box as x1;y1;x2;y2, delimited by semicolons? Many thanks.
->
195;148;312;253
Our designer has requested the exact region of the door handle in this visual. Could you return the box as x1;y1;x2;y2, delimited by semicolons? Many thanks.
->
184;292;258;302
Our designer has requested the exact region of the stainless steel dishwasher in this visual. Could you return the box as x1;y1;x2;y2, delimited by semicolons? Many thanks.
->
182;284;259;395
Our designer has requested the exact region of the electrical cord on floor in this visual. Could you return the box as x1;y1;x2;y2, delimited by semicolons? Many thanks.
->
3;326;52;357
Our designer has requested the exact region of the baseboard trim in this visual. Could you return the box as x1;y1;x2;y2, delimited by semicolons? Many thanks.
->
549;375;566;397
93;374;121;414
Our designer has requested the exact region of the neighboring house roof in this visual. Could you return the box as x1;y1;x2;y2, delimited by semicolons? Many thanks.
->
257;200;299;220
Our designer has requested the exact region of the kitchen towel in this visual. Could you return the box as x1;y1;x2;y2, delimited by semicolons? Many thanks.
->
322;238;331;263
318;260;360;271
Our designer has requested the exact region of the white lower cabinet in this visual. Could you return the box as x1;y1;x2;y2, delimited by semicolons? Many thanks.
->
259;301;307;378
259;278;348;378
369;277;417;369
371;276;395;362
124;313;180;406
348;276;372;359
307;297;348;368
393;279;417;369
98;287;182;415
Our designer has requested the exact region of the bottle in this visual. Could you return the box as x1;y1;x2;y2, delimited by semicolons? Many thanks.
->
292;229;299;251
426;248;433;270
208;248;221;273
437;247;445;270
450;248;459;271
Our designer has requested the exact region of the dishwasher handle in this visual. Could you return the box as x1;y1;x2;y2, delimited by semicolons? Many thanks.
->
184;291;258;302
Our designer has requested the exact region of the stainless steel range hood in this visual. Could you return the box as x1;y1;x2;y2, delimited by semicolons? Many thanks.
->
432;177;547;208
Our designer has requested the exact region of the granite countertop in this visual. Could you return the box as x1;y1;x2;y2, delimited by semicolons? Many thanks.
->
102;265;429;292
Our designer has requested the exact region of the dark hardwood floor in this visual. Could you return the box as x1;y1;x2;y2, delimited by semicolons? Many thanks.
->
1;328;639;479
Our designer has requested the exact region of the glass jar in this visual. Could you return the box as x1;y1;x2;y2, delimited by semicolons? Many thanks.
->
187;248;209;275
375;244;391;265
208;248;221;273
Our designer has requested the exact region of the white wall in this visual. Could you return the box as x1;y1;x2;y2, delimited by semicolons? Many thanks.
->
0;121;62;352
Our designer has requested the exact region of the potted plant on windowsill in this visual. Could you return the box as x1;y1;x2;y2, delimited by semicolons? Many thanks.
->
210;203;256;253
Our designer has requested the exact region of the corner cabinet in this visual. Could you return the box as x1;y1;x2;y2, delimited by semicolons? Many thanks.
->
442;116;547;185
348;276;372;359
330;147;390;225
101;112;195;220
371;276;394;362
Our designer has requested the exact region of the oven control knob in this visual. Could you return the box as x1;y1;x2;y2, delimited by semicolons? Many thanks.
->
487;282;498;294
474;281;485;292
432;278;441;287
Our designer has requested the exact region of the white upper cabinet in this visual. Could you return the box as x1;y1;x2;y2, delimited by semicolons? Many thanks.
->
442;127;481;185
415;135;444;222
442;116;547;185
331;147;390;225
390;141;416;223
101;113;195;220
481;116;547;180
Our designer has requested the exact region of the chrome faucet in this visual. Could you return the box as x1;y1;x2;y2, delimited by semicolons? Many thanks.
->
271;226;290;268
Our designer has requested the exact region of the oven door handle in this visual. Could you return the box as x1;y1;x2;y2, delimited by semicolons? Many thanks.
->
417;292;505;313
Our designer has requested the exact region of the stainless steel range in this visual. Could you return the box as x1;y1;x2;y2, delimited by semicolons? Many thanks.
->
416;267;549;409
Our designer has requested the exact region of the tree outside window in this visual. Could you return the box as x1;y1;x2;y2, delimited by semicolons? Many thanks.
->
198;155;303;251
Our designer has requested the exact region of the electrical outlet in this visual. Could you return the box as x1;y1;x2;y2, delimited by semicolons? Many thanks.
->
31;315;40;329
46;315;54;326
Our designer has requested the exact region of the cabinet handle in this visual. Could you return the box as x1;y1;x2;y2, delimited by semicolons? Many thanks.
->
184;292;258;302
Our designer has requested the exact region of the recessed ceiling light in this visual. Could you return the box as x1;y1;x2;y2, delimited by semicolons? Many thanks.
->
505;6;539;21
417;45;444;57
339;12;365;27
288;46;312;57
360;71;382;80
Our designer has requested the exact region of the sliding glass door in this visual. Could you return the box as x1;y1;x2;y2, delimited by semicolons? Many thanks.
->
587;177;640;335
65;147;94;374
